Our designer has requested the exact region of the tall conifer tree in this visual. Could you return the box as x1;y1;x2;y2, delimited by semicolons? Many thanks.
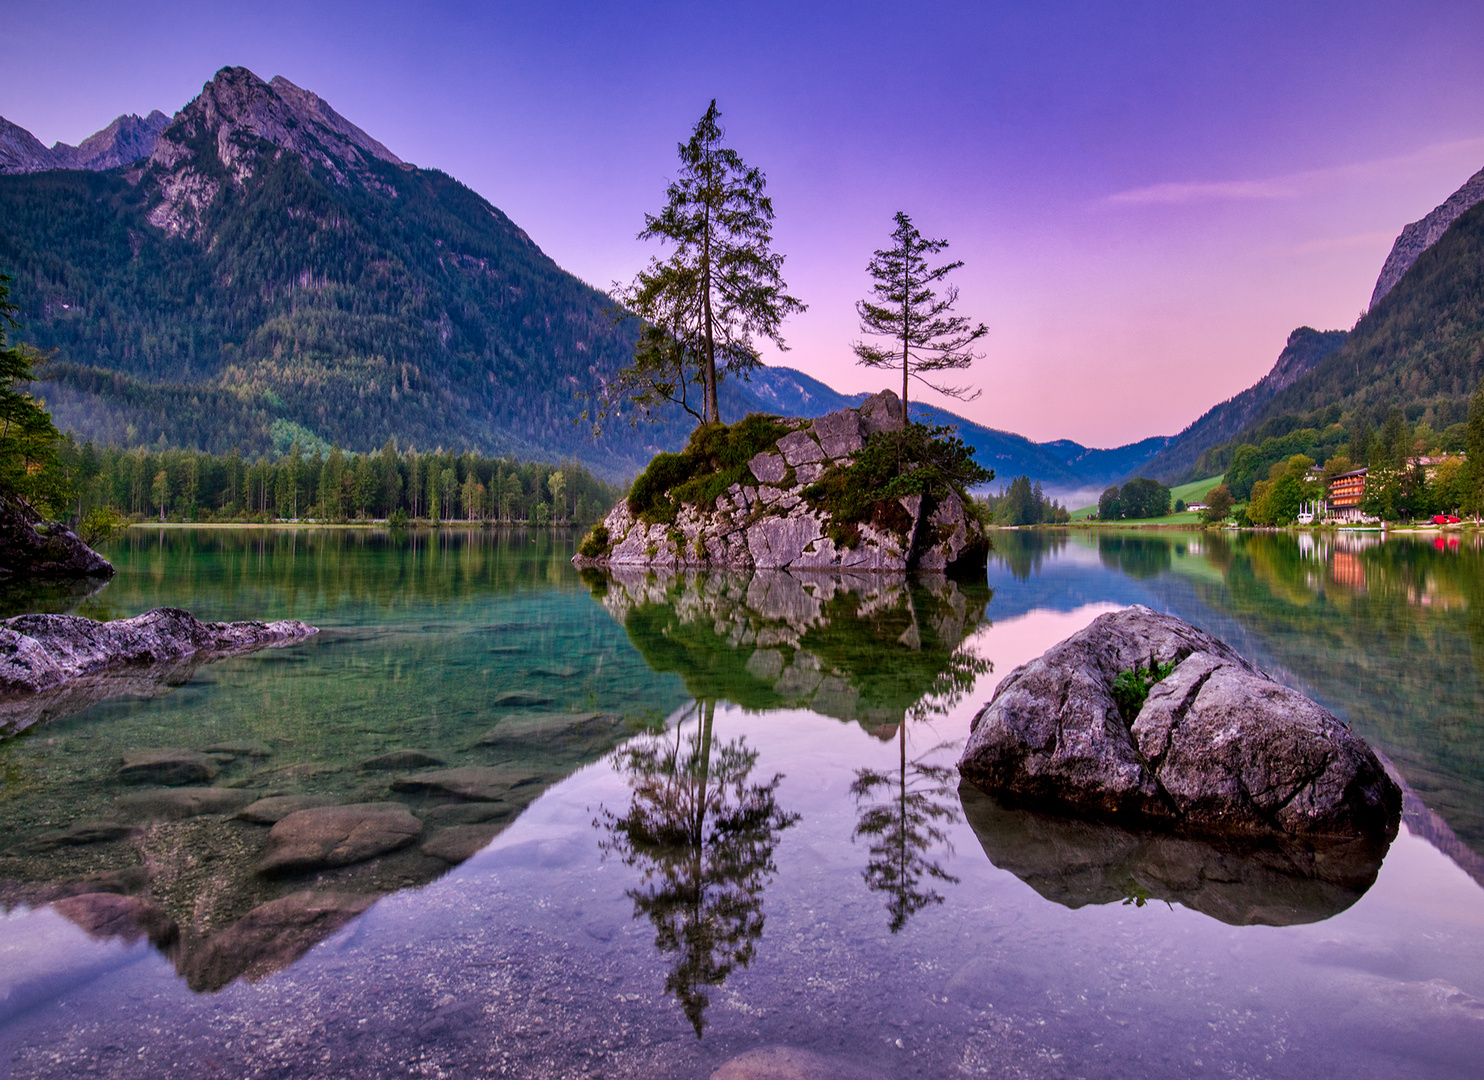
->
607;101;804;427
853;212;987;415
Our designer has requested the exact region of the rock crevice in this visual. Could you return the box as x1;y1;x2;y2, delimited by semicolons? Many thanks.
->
958;605;1401;841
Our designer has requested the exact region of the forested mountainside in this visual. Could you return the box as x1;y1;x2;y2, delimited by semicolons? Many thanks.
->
0;66;1168;488
1138;327;1349;482
1144;161;1484;484
1179;197;1484;482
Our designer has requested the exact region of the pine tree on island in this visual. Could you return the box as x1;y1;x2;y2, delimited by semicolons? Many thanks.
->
852;211;988;417
601;101;805;429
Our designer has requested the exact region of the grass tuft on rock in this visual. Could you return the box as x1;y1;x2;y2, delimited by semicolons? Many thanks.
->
1110;658;1177;722
627;414;794;525
806;422;992;545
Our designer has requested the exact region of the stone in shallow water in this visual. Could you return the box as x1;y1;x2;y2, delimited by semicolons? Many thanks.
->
957;605;1402;840
237;794;340;824
391;766;547;802
113;787;257;821
257;803;422;875
528;664;578;678
491;690;554;708
118;748;219;785
711;1046;887;1080
421;802;514;827
201;741;273;757
359;749;445;771
183;890;375;991
28;820;132;850
473;711;606;746
421;823;506;863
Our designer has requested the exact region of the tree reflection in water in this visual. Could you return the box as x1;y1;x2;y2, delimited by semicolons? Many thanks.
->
851;726;961;932
597;699;798;1036
849;591;989;933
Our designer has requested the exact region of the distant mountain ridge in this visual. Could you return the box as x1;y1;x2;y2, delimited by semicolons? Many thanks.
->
0;67;1168;488
1370;165;1484;309
0;110;170;174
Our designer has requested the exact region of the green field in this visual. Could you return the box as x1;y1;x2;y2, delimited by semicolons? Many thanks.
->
1070;474;1226;521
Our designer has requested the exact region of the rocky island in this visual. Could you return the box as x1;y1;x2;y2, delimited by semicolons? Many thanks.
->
574;390;991;576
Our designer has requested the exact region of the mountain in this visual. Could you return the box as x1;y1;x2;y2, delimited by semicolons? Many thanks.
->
0;67;1168;489
1136;327;1349;482
0;110;169;174
1370;165;1484;309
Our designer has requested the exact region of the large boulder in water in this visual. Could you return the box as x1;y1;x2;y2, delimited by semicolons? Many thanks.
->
0;495;112;579
957;606;1401;841
0;607;317;697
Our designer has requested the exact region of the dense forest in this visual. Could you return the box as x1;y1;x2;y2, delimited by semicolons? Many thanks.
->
57;439;622;527
1177;199;1484;484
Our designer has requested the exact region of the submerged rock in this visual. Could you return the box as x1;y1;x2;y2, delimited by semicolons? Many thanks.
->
959;782;1388;926
237;794;340;824
390;765;548;802
113;787;258;822
257;803;422;875
957;606;1402;840
710;1046;888;1080
182;890;376;991
0;606;318;698
359;749;445;771
118;747;220;785
420;823;505;863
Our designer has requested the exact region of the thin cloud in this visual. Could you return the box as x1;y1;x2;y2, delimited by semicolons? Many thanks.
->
1109;179;1297;205
1291;230;1397;255
1106;135;1484;208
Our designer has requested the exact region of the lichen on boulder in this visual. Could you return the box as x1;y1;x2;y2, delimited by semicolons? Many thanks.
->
957;605;1402;842
575;389;991;576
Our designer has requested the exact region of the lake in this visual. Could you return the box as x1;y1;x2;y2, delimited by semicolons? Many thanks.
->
1;526;1482;1078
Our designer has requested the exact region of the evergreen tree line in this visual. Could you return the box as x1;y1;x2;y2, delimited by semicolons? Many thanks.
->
57;438;623;527
980;475;1071;525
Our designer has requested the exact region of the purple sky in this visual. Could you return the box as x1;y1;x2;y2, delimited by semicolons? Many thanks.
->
4;0;1484;446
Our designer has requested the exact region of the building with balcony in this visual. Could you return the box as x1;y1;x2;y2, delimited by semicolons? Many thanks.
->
1327;468;1368;522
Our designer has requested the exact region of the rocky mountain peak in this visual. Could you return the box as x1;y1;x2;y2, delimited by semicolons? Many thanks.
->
1370;164;1484;310
145;66;408;237
0;110;170;174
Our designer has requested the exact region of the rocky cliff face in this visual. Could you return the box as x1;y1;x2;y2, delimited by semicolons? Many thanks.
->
1371;164;1484;309
576;391;990;576
0;495;113;580
146;67;408;237
0;111;169;174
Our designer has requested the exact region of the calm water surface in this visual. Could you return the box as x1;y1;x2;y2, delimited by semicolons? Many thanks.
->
1;527;1482;1078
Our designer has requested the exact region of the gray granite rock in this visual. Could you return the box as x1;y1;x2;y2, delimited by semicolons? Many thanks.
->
0;495;112;580
958;606;1402;841
0;607;317;696
748;451;787;484
575;389;987;576
257;803;422;875
421;823;505;863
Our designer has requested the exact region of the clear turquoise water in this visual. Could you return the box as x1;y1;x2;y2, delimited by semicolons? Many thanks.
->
0;527;1481;1078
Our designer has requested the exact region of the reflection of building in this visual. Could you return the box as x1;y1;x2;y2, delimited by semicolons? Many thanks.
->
1330;551;1366;592
1327;468;1367;522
